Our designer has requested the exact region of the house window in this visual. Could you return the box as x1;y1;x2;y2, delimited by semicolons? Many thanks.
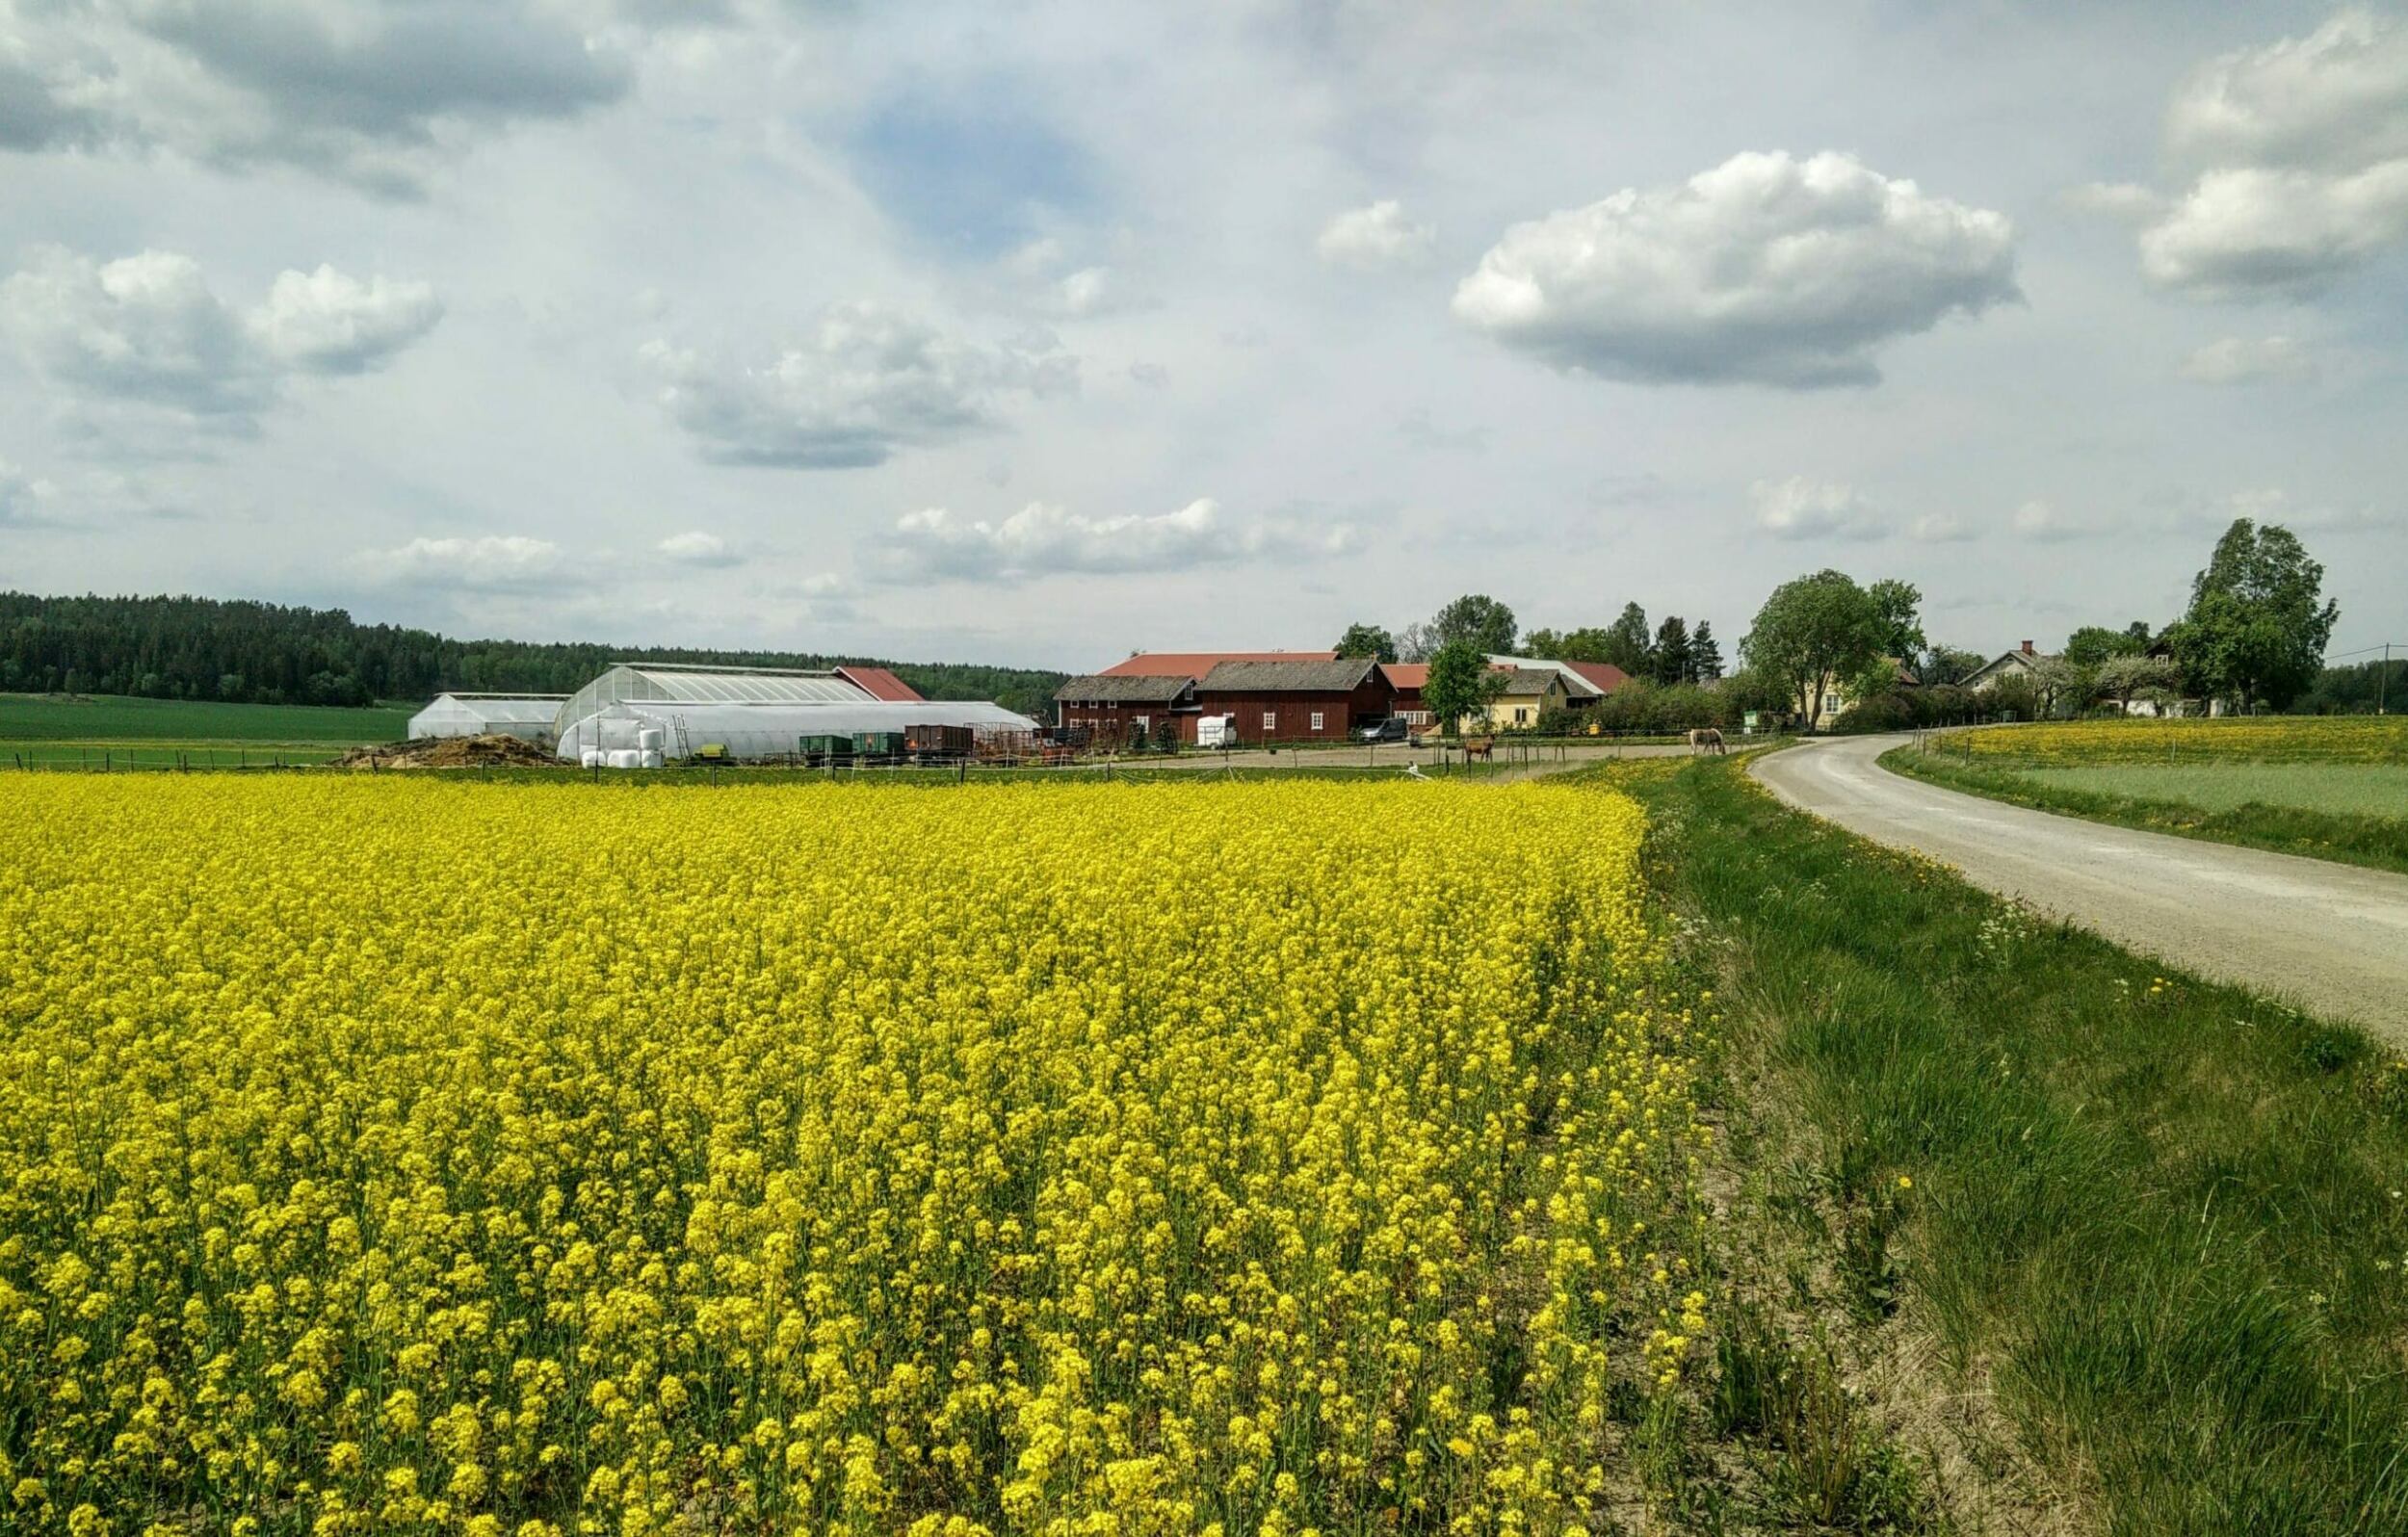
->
1515;707;1531;724
1263;711;1277;732
1136;715;1150;731
1310;712;1324;732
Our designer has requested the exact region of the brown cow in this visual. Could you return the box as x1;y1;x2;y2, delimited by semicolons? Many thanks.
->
1688;727;1725;756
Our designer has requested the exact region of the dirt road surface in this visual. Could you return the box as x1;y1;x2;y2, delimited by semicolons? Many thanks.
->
1752;734;2408;1040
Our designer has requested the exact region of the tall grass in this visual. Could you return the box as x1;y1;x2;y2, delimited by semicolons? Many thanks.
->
1637;760;2408;1533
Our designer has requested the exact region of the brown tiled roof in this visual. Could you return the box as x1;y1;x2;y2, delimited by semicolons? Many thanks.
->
834;664;923;702
1099;650;1338;683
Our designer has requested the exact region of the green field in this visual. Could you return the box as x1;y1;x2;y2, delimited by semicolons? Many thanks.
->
0;692;413;751
2022;762;2408;819
1889;744;2408;875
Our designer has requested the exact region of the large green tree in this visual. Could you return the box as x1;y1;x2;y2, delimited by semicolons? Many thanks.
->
1866;579;1925;664
1651;615;1692;686
1741;571;1884;727
1602;603;1653;674
1688;621;1723;682
1919;644;1988;686
1427;594;1519;656
2063;624;2148;667
2165;519;2339;711
1424;639;1506;736
1333;623;1399;662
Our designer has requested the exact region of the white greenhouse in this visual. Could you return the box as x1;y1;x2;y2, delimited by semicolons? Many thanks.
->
407;693;569;743
556;700;1038;760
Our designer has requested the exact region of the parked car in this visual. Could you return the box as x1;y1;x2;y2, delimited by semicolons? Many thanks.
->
1357;717;1408;742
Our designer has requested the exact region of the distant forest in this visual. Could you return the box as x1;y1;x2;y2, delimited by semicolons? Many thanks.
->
0;593;1068;718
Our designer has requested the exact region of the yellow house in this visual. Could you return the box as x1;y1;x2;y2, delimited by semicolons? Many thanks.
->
1471;667;1568;732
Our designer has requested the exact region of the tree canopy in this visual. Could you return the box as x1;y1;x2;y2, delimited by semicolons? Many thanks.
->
1332;623;1399;662
2165;519;2339;711
1427;594;1519;656
1741;570;1890;726
1423;639;1506;736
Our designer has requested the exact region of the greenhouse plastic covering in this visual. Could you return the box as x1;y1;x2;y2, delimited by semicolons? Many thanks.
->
554;700;1038;760
406;694;568;742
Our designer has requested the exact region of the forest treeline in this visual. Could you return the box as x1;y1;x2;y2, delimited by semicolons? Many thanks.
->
0;593;1068;718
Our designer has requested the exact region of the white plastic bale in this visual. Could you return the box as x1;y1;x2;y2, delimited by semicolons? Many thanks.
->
640;749;664;769
607;748;643;769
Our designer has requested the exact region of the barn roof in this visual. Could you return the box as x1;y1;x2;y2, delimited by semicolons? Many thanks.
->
834;664;923;702
1054;674;1194;704
1560;661;1632;693
1099;650;1337;683
1493;668;1564;696
1199;658;1382;692
1384;663;1428;690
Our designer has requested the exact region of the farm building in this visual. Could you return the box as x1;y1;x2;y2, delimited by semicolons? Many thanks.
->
1194;658;1394;743
552;662;1027;761
1478;668;1571;730
1386;664;1429;725
557;699;1036;760
1055;674;1197;742
1098;650;1337;681
407;693;568;743
832;664;924;702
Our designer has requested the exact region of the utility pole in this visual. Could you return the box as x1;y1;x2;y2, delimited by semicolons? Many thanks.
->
2381;642;2392;716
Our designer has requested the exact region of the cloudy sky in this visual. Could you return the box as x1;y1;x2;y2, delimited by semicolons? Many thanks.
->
4;1;2404;669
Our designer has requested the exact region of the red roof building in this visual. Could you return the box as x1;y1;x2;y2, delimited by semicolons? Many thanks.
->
1098;650;1338;684
1560;661;1631;695
834;664;923;702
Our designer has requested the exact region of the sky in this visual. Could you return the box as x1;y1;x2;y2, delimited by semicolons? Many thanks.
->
2;0;2404;671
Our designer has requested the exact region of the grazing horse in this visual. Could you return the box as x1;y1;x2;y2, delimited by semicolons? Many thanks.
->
1463;737;1496;761
1688;727;1725;756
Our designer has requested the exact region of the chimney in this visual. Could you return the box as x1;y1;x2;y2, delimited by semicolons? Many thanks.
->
2021;639;2034;655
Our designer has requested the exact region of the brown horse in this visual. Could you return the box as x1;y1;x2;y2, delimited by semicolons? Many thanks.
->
1463;737;1496;761
1688;727;1725;756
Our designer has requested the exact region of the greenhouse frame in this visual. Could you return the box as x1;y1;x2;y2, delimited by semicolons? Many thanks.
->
407;693;569;743
554;699;1039;760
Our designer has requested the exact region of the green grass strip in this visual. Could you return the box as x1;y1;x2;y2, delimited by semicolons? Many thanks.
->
1632;759;2408;1534
1883;746;2408;879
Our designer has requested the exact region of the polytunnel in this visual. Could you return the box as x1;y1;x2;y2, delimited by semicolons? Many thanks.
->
553;699;1038;760
406;693;569;743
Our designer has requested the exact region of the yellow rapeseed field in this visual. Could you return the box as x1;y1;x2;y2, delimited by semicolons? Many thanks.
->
1958;715;2408;765
0;775;1708;1536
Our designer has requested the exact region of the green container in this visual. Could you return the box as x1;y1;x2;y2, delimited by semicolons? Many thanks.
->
852;731;906;759
798;733;853;767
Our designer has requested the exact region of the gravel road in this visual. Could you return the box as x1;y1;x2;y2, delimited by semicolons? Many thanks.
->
1751;734;2408;1040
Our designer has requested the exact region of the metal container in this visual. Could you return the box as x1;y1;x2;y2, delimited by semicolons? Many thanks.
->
852;730;906;762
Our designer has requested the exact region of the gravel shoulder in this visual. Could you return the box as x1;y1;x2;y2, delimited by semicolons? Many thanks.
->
1751;734;2408;1041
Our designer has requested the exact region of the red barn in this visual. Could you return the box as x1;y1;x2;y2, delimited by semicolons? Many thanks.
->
1053;674;1197;742
1194;658;1394;743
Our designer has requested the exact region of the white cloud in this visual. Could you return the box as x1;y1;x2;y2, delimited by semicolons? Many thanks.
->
1749;477;1886;540
2211;485;2391;534
875;497;1357;581
0;247;442;433
2179;334;2316;384
1453;151;2018;387
2125;11;2408;297
249;266;444;373
657;530;740;566
1905;512;1976;543
352;534;565;590
0;1;634;195
643;303;1078;469
2010;499;2091;543
1317;200;1437;271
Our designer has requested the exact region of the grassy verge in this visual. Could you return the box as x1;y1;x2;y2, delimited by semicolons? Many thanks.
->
1883;744;2408;877
1632;757;2408;1533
